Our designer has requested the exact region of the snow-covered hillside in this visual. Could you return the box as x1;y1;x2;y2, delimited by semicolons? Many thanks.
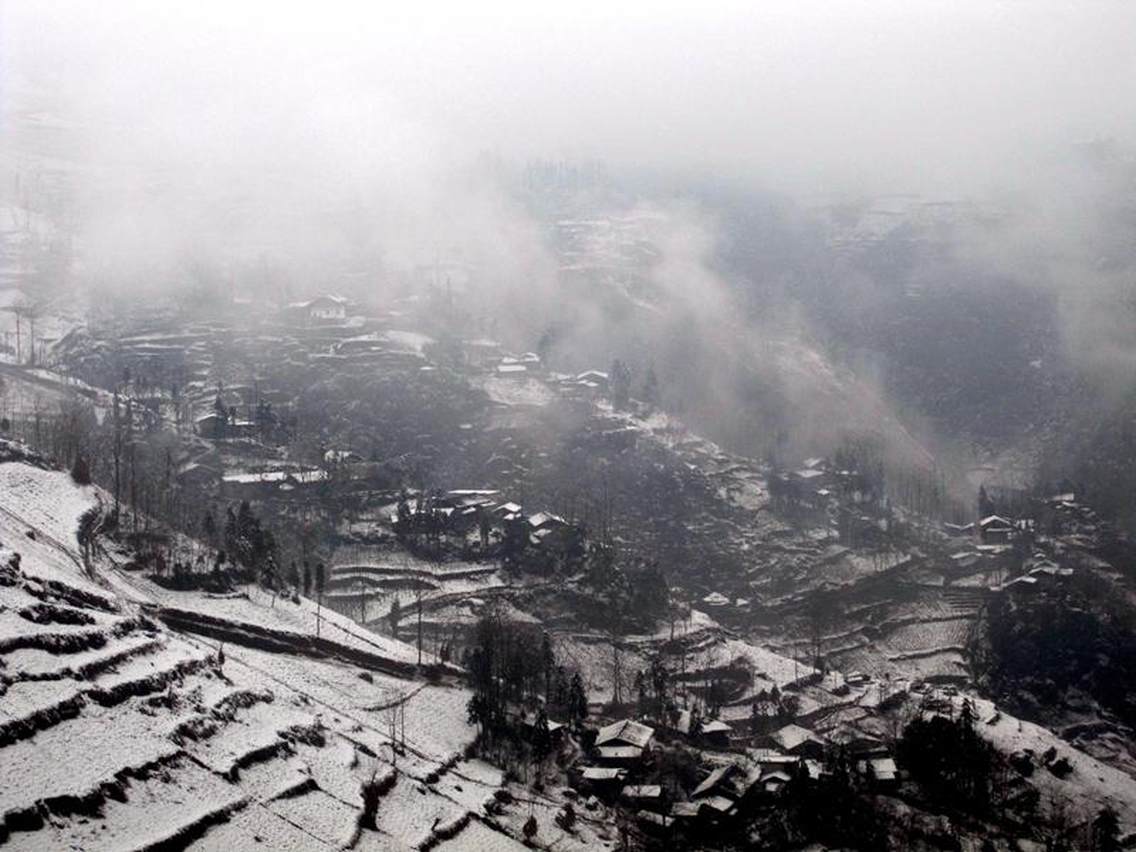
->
0;453;611;850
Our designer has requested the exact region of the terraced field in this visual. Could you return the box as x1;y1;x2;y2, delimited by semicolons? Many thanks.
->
0;456;611;851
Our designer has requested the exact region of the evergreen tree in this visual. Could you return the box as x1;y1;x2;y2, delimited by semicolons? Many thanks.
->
70;455;91;485
522;816;538;842
1094;807;1120;852
467;692;490;732
541;632;555;700
641;364;659;407
568;672;588;728
203;509;217;548
978;484;995;518
532;706;553;764
609;359;631;410
212;390;229;438
389;598;402;635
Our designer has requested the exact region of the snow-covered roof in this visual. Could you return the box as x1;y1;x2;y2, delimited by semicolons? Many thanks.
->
944;522;975;532
527;511;566;529
621;785;662;799
576;370;609;382
771;724;823;753
518;715;565;733
691;763;758;800
224;470;291;484
979;514;1014;529
597;746;643;760
670;802;703;818
222;469;328;485
496;364;527;374
692;766;730;799
595;719;655;749
287;294;349;309
324;449;362;463
999;575;1039;590
637;809;674;828
701;719;732;735
750;749;798;766
291;470;330;485
700;795;736;813
581;767;626;781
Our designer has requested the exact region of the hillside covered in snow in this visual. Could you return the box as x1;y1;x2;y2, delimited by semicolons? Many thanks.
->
0;447;621;851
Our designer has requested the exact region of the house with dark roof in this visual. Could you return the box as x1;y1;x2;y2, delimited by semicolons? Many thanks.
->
979;514;1016;543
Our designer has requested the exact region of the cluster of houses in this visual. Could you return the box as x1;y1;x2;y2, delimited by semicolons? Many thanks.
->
493;352;542;377
766;456;899;548
940;491;1103;594
943;513;1027;545
390;488;586;559
478;344;612;405
572;714;898;838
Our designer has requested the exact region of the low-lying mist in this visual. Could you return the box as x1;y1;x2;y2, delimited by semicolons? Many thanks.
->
2;0;1135;505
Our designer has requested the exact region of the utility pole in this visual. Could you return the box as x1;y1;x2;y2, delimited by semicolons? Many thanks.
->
417;588;424;666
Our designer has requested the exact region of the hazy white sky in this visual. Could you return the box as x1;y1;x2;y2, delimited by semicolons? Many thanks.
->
4;0;1134;197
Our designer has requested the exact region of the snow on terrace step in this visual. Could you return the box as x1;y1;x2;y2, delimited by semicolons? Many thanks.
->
0;608;114;655
367;772;470;848
432;818;529;851
0;704;184;842
85;641;214;707
1;756;248;852
224;753;316;804
0;637;208;746
182;797;340;851
188;701;311;781
263;785;361;850
3;632;164;681
0;679;86;745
